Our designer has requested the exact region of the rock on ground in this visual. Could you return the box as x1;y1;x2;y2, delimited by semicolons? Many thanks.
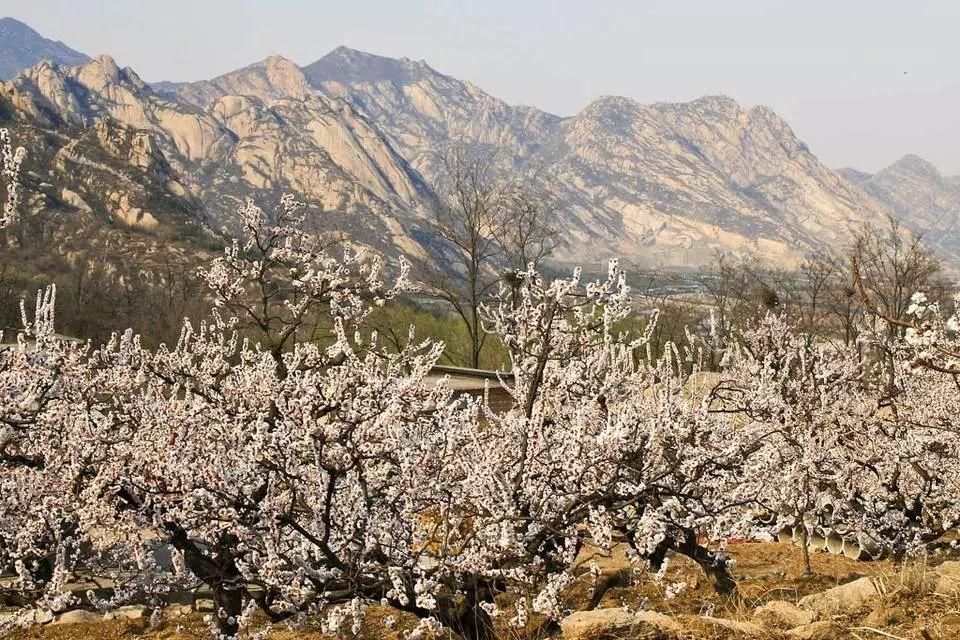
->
752;600;816;629
1;609;55;626
163;603;192;618
193;599;215;612
798;576;878;615
103;605;148;620
864;603;905;627
51;609;102;625
560;607;676;640
935;560;960;596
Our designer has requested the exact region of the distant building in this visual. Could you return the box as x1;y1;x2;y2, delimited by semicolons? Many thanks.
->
425;365;515;413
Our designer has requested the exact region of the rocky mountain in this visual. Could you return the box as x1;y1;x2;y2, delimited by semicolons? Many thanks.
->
534;95;873;266
301;47;878;267
0;17;89;80
1;21;949;278
840;156;960;263
2;53;435;262
304;47;561;178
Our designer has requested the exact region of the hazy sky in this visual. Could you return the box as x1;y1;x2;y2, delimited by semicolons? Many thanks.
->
3;0;958;174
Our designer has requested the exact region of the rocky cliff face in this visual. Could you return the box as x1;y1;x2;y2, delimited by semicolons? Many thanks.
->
301;49;881;267
0;17;89;81
304;47;562;179
1;27;945;272
538;95;876;266
841;156;960;262
3;54;434;259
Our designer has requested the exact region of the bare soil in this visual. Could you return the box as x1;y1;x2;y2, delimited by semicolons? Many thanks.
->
6;542;960;639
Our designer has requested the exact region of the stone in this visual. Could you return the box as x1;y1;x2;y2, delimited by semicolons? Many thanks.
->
635;610;684;634
0;608;53;626
752;600;816;629
938;560;960;577
103;605;148;620
935;560;960;596
194;598;215;613
35;609;55;624
698;616;765;636
51;609;102;625
559;607;676;640
798;577;878;615
163;603;192;618
785;621;844;640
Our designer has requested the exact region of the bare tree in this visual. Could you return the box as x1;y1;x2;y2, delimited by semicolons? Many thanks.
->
494;179;559;276
797;252;847;339
851;216;944;335
417;146;557;368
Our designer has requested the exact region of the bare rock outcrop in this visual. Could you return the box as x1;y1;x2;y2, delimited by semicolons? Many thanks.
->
752;600;816;629
560;608;680;640
798;576;879;616
3;35;943;275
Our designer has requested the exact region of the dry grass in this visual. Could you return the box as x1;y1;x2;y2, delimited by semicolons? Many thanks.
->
5;542;960;639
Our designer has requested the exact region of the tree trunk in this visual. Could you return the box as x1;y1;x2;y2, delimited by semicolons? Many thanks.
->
672;530;737;594
213;583;243;639
165;525;246;639
797;523;814;576
438;602;496;640
624;527;736;595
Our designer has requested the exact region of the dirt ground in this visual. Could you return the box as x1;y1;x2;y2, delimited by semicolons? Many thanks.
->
5;541;960;639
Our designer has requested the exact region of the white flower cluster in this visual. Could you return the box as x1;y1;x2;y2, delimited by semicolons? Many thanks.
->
0;128;26;229
3;197;960;639
719;311;960;559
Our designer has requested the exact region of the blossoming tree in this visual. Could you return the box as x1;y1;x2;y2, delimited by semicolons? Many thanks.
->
0;128;25;229
445;261;757;623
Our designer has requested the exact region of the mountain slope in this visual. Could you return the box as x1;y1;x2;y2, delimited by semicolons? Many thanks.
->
844;155;960;262
0;33;936;273
3;54;435;259
305;47;562;178
0;17;89;80
302;49;880;267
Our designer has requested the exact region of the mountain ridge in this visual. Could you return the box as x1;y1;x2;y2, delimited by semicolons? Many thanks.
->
0;17;89;81
1;20;956;271
845;154;960;262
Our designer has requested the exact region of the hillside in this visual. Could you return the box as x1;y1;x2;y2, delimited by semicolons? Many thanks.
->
3;21;955;284
0;17;89;80
1;54;437;260
302;47;886;267
841;155;960;263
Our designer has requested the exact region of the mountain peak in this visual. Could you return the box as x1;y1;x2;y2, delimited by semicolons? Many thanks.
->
672;94;747;118
74;54;124;90
303;46;435;87
892;153;939;172
0;16;36;33
260;54;295;66
0;17;89;80
253;54;304;78
89;54;120;70
690;94;740;108
157;53;313;109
